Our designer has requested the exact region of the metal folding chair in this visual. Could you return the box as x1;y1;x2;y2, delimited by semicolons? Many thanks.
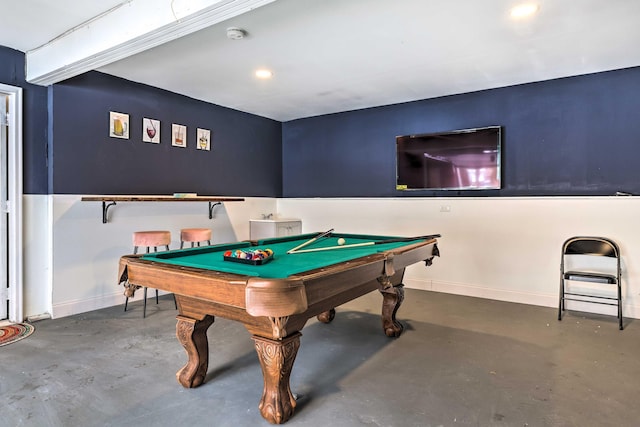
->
558;236;623;330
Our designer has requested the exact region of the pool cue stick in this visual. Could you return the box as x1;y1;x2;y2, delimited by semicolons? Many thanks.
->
290;234;441;254
287;228;334;254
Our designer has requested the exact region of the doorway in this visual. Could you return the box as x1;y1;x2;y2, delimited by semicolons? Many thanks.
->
1;93;7;320
0;83;23;322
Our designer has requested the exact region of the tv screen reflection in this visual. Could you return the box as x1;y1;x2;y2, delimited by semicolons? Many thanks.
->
396;126;501;191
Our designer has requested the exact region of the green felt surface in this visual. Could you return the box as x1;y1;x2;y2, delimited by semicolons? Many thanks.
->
141;233;428;278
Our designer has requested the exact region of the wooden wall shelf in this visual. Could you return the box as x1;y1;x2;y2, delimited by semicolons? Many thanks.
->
81;195;245;223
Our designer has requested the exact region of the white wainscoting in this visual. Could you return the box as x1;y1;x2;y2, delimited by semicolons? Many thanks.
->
22;195;640;321
277;197;640;320
23;195;277;319
23;195;52;319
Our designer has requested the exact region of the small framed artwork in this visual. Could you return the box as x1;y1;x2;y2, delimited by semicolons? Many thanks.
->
197;128;211;151
143;118;160;143
172;124;187;147
109;111;129;139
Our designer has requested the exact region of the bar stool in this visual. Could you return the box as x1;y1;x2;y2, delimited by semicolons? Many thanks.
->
180;228;212;249
125;230;176;318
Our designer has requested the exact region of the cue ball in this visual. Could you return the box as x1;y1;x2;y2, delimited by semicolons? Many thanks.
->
337;238;346;245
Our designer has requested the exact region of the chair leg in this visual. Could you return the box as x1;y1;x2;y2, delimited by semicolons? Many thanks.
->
618;285;623;330
124;296;129;312
143;287;148;318
180;241;184;249
619;313;623;330
558;279;564;321
155;289;159;304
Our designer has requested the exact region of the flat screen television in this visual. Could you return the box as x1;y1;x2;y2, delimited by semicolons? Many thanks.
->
396;126;502;191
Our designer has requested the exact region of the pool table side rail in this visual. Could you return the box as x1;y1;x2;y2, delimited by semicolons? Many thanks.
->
254;232;420;246
119;255;250;308
289;239;437;303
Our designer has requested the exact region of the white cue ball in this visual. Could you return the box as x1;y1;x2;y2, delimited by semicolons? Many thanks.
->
337;238;346;245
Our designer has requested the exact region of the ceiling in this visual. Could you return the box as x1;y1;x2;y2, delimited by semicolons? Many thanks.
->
3;0;640;121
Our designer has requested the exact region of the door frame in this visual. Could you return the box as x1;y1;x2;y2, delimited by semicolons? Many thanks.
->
0;83;23;323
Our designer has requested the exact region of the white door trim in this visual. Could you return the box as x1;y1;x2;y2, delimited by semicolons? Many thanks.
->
0;83;23;323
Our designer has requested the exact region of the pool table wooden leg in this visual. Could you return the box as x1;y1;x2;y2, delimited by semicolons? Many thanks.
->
175;314;215;388
378;278;405;337
252;332;301;424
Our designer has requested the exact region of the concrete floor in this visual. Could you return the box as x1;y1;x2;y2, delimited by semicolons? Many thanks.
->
1;289;638;427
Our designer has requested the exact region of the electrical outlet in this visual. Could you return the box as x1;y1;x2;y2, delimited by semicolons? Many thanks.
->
440;205;451;213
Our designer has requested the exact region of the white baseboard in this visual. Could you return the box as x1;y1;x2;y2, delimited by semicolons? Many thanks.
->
51;277;639;320
51;289;172;319
404;277;556;307
404;278;639;319
26;313;52;322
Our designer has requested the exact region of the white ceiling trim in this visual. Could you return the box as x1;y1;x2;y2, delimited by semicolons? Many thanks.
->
25;0;276;86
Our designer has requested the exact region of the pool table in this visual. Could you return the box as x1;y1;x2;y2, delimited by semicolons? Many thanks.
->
118;232;439;424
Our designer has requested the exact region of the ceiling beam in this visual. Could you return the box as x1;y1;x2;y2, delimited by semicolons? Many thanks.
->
26;0;276;86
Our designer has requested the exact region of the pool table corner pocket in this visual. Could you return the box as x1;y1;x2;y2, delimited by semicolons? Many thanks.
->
245;278;308;318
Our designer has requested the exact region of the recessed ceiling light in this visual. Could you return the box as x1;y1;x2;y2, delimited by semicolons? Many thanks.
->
255;69;273;79
510;3;539;19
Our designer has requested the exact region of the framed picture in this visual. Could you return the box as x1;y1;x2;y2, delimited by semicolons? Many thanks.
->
143;118;160;143
197;128;211;151
109;111;129;139
172;124;187;147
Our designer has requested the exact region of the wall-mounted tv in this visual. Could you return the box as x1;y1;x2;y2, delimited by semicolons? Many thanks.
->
396;126;502;191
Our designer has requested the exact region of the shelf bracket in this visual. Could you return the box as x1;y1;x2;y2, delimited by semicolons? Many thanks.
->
102;201;117;223
81;196;244;224
209;202;222;219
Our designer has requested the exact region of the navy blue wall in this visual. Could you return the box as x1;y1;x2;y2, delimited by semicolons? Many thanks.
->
0;47;49;194
51;72;282;196
4;42;640;199
282;67;640;197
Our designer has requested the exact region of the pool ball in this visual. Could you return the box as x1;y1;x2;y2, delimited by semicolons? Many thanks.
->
337;238;346;245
